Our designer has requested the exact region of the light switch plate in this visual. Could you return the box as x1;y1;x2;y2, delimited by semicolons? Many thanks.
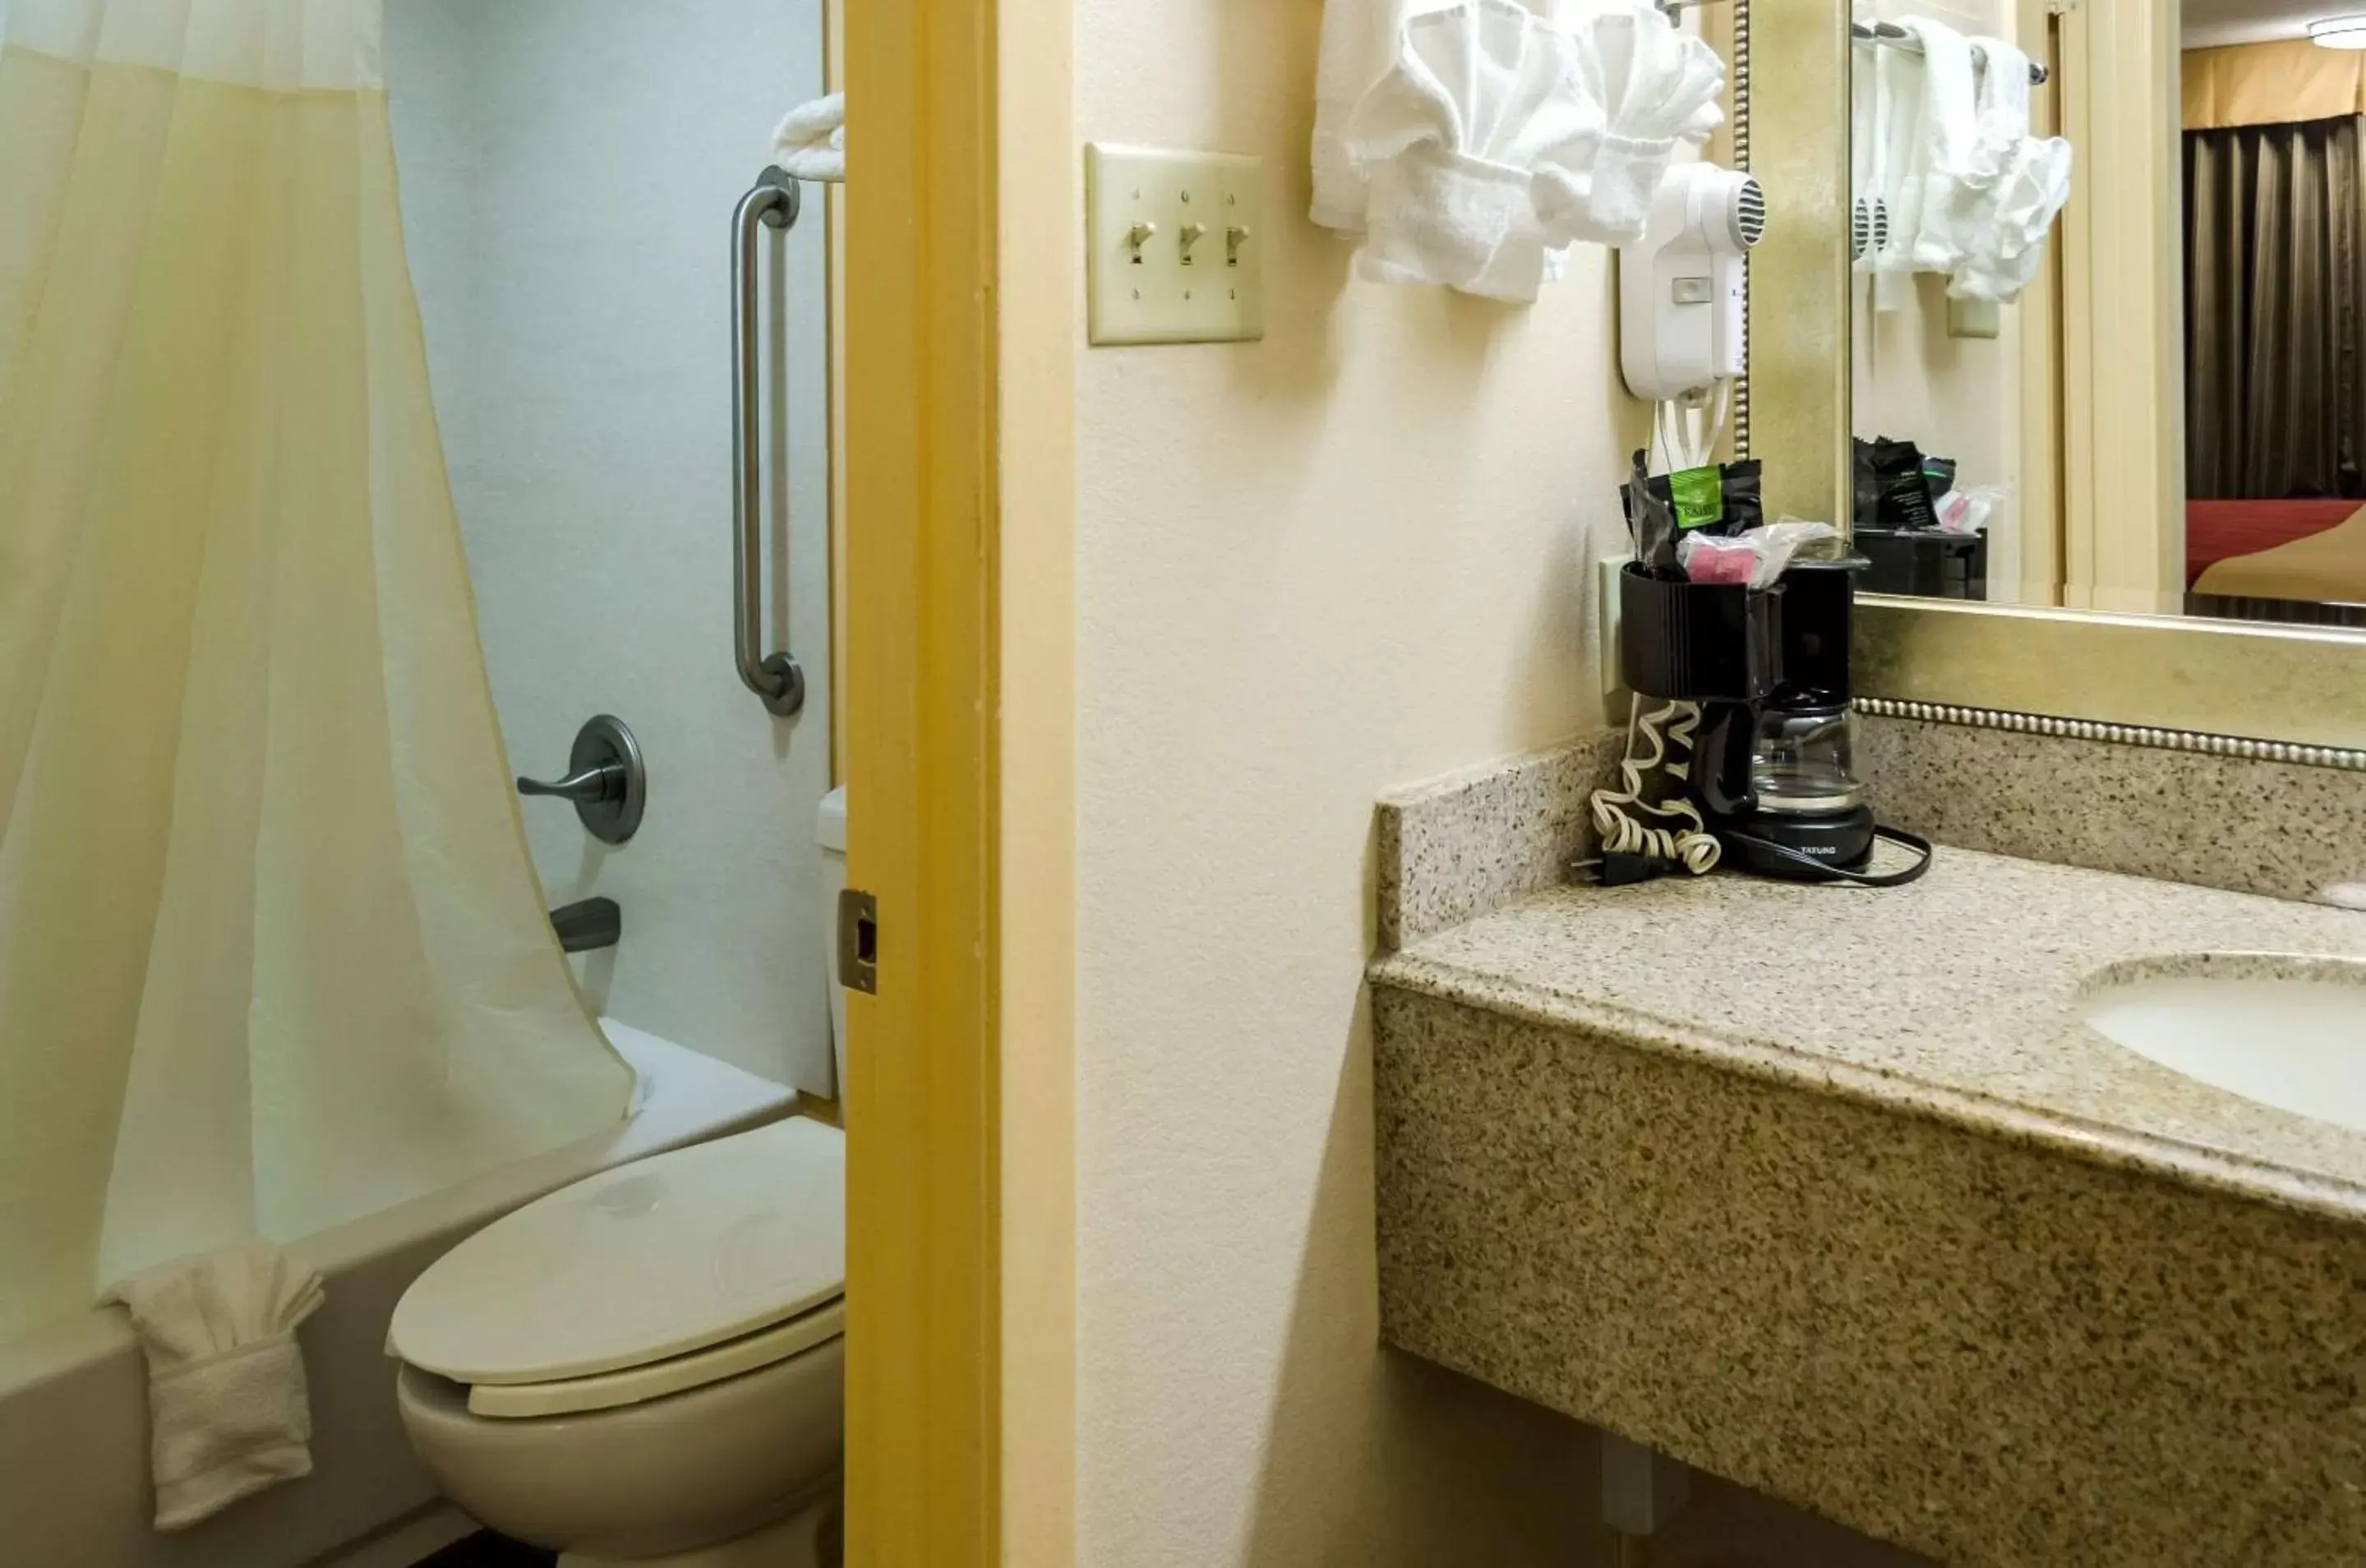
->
1085;143;1264;346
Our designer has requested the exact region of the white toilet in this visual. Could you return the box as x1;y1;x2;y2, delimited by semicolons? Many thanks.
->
390;786;854;1567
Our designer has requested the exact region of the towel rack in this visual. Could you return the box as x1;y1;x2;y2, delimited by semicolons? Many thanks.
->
1852;20;2050;85
731;165;807;718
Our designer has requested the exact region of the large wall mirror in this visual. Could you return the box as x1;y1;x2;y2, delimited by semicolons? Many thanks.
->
1743;0;2366;754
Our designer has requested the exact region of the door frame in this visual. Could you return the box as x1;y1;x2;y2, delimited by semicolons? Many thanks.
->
2013;0;2067;607
2053;0;2184;613
841;0;1076;1564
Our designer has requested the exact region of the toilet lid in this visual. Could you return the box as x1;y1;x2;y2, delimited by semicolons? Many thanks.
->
391;1117;844;1386
468;1298;846;1418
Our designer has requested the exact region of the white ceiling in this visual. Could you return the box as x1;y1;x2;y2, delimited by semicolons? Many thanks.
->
2184;0;2360;48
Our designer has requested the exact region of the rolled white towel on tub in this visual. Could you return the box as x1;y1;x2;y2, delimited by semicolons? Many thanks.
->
102;1243;327;1530
773;92;845;183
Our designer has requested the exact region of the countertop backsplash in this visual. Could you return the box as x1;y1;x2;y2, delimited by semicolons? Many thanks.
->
1375;729;1628;952
1857;713;2366;906
1377;711;2366;946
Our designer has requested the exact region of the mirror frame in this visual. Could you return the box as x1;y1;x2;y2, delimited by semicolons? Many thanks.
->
1742;0;2366;754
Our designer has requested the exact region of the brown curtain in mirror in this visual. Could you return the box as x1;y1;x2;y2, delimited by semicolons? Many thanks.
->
2185;115;2366;499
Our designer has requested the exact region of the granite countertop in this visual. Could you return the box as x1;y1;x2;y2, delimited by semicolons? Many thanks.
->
1372;846;2366;1221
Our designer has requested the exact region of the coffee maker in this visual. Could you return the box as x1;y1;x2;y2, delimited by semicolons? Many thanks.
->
1619;557;1931;887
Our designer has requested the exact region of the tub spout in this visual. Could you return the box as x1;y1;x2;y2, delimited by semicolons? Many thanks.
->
551;897;621;953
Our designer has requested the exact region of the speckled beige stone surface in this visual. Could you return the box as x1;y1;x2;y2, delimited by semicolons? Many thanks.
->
1371;728;2366;1561
1859;713;2366;904
1374;986;2366;1568
1376;849;2366;1214
1376;730;1626;951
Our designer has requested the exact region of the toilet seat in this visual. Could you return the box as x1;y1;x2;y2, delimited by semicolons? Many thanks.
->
467;1297;846;1418
392;1117;845;1407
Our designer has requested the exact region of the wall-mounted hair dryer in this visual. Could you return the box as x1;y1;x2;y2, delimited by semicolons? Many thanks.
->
1618;162;1767;403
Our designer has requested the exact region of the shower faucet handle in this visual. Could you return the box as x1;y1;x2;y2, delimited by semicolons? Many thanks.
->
516;716;647;846
516;763;623;804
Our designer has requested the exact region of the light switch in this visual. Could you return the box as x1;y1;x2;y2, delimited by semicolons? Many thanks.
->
1086;144;1264;346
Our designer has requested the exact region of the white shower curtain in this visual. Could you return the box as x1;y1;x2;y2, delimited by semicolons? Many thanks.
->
0;0;634;1340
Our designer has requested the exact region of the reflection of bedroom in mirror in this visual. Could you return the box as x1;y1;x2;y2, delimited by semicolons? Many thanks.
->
1850;0;2366;628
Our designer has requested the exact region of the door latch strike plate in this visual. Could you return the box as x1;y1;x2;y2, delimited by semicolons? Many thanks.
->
837;889;879;994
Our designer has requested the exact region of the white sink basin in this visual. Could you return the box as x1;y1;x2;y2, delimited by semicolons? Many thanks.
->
2081;960;2366;1133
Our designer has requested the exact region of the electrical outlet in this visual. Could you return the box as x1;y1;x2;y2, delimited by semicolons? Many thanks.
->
1601;554;1635;694
1085;144;1264;346
1947;295;2002;339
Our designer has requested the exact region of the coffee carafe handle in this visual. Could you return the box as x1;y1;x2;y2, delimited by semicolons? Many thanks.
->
1691;699;1761;819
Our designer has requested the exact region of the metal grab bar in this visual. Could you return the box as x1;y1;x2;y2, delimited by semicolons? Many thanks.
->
731;166;807;717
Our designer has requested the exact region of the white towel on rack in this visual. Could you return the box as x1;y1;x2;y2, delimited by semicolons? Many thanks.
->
1949;130;2073;302
772;93;844;184
104;1244;327;1530
1921;37;2029;270
1531;0;1724;247
1345;0;1594;302
1939;38;2073;302
1314;0;1628;233
1316;0;1459;233
1969;38;2035;170
1893;16;1979;274
1323;0;1722;298
1865;29;1923;310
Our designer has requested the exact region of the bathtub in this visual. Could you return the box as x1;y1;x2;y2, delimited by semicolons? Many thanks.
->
0;1024;800;1568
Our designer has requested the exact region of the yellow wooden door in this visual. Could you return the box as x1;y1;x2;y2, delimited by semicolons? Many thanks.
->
840;1;1074;1561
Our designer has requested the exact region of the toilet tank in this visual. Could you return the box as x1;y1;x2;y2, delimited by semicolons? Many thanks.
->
817;786;848;1100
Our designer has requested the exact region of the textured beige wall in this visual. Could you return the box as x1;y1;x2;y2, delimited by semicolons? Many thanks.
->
1071;2;1632;1562
1066;9;1972;1566
1001;0;1079;1561
1852;275;2026;579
